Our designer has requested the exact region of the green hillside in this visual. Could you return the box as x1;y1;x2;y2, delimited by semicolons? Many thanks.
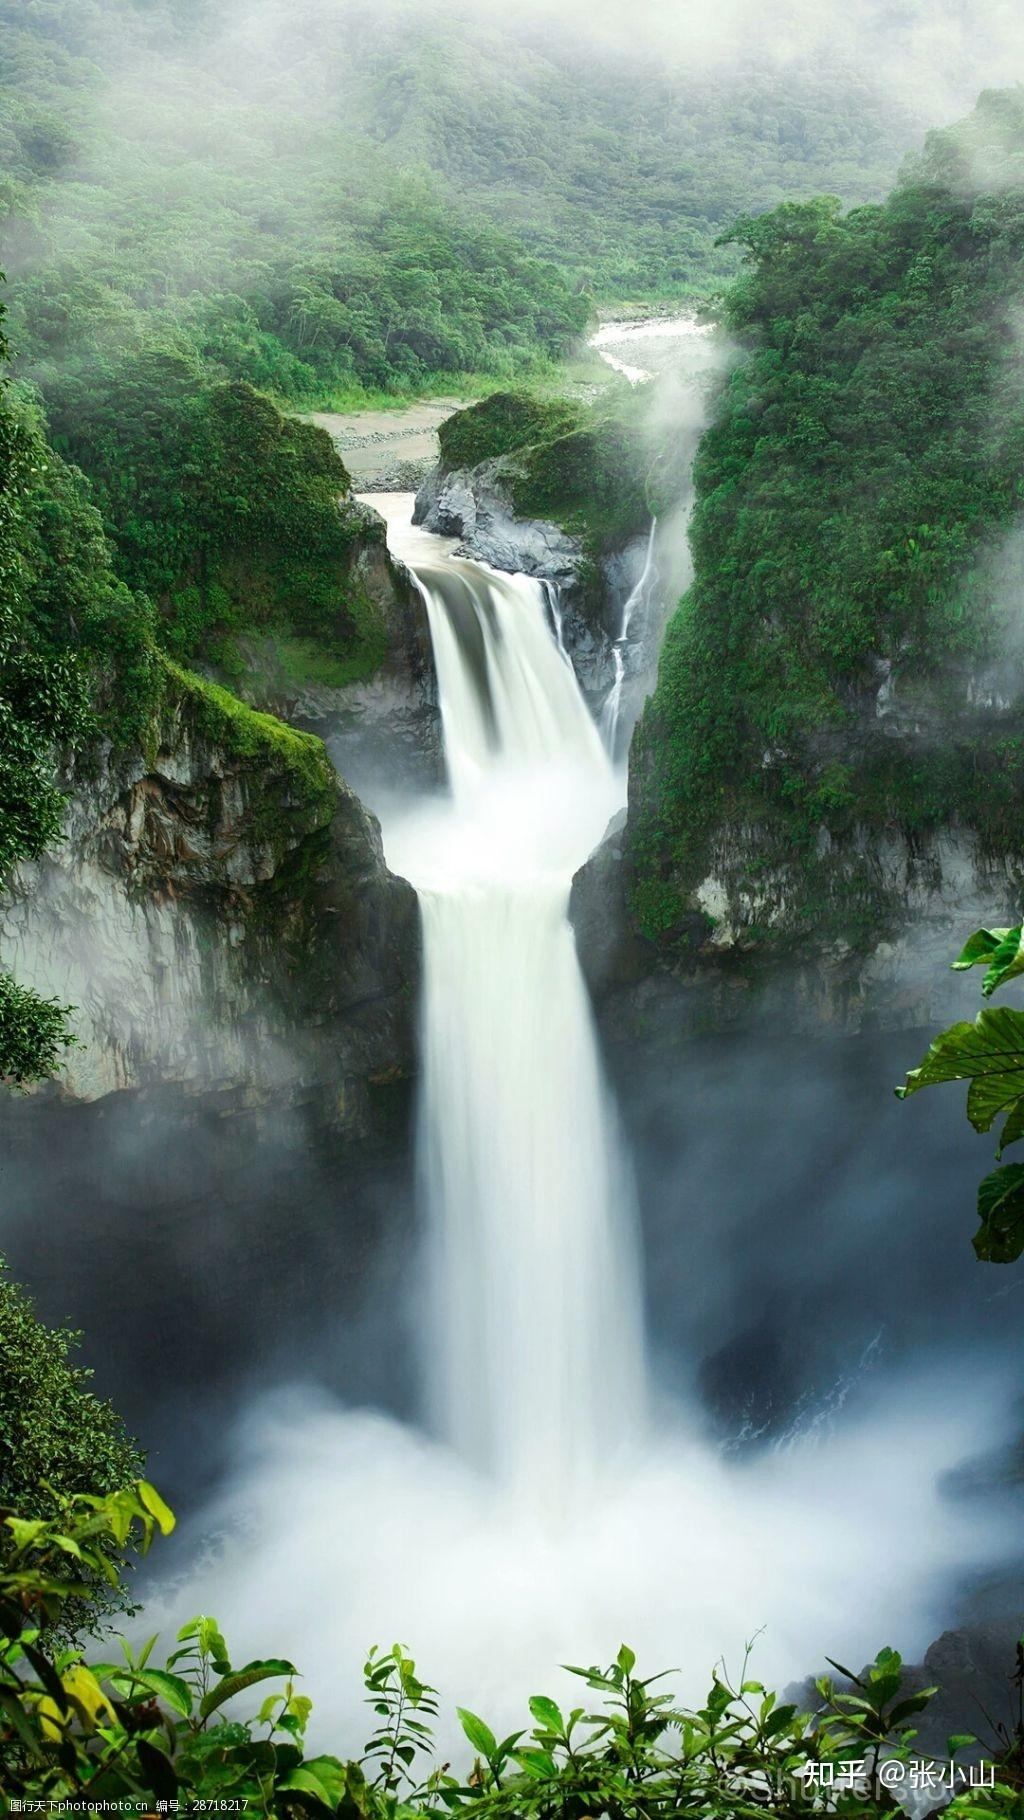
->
631;88;1024;953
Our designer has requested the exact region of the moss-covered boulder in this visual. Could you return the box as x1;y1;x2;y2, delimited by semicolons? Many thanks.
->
417;389;659;700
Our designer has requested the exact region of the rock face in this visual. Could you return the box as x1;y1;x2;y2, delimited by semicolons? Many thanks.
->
575;633;1024;1046
572;810;1024;1050
415;460;651;704
222;502;442;800
1;672;419;1135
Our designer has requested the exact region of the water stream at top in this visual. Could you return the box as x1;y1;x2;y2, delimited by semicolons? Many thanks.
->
376;503;646;1500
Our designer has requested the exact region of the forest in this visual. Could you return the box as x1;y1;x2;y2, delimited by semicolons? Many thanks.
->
631;88;1024;948
3;0;1024;1814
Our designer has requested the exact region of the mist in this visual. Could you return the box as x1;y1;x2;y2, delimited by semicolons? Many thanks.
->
156;1365;1017;1754
6;0;1024;1792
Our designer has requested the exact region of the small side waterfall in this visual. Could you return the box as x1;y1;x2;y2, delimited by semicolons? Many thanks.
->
600;518;658;760
383;518;646;1498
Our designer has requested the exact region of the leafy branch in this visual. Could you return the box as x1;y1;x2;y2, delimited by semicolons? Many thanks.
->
897;923;1024;1261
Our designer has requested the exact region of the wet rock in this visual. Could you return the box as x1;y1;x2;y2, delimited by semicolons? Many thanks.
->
572;809;1024;1051
415;461;651;707
1;676;419;1135
569;810;652;997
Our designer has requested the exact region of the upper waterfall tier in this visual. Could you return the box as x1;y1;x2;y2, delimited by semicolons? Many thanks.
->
375;495;647;1497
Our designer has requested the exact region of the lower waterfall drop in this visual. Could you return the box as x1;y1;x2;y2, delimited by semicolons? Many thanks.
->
380;503;646;1497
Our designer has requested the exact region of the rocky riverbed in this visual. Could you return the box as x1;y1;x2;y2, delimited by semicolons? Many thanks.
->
303;398;471;488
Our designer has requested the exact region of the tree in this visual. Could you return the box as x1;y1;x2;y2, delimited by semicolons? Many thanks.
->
0;1256;143;1628
898;924;1024;1262
0;318;91;1086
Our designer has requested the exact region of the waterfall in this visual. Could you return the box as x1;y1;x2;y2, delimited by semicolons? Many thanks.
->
382;515;646;1498
600;518;658;761
180;493;1016;1742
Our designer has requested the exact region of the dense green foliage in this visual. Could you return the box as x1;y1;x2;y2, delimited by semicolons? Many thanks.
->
0;0;927;437
0;1260;142;1626
0;0;941;802
0;315;126;1083
0;1262;142;1522
44;347;392;677
0;0;589;414
439;383;658;561
899;923;1024;1262
2;1486;1019;1814
511;416;653;553
0;315;350;1085
437;393;581;474
0;975;76;1087
0;385;93;888
246;1;917;300
632;90;1024;949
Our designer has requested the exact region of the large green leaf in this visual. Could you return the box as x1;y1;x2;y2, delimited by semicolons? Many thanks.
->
975;1165;1024;1263
896;1006;1024;1130
199;1658;296;1721
951;926;1024;997
997;1098;1024;1156
128;1667;194;1717
0;1685;44;1759
528;1695;564;1734
137;1480;176;1536
982;928;1024;997
951;928;1011;971
279;1755;350;1808
457;1707;497;1759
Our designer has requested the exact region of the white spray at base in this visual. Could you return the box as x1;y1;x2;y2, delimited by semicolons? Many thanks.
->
164;495;1019;1753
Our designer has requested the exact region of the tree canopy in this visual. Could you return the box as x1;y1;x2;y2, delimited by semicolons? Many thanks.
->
631;89;1024;951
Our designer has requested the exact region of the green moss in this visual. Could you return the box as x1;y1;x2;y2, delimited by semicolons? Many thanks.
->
438;388;656;557
511;419;651;552
273;629;387;691
160;657;338;817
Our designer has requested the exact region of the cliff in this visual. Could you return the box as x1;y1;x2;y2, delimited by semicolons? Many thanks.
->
2;662;418;1132
574;93;1024;1043
210;500;442;798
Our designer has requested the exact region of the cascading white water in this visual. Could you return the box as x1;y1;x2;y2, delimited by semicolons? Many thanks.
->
381;509;646;1496
600;517;658;759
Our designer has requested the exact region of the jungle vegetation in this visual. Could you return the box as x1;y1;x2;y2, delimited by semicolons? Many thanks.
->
436;386;657;557
0;0;919;425
631;88;1024;952
0;310;350;1082
3;12;1024;1804
0;1259;142;1631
